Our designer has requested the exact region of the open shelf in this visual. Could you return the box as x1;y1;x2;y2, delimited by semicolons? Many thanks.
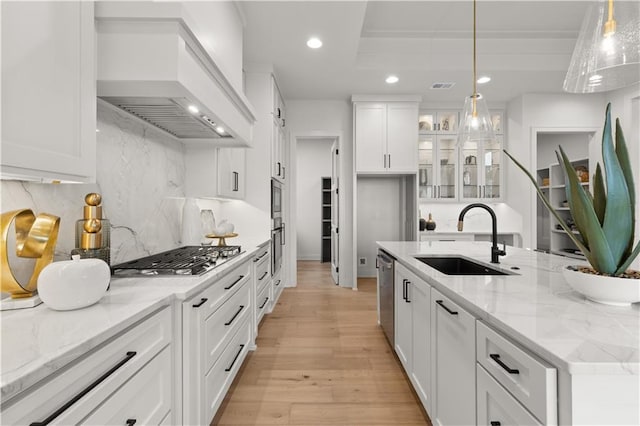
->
321;177;332;263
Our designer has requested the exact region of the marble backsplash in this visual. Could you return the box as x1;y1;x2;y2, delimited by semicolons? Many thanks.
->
1;102;188;275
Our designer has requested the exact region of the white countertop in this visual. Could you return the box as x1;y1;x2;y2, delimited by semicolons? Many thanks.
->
378;241;640;376
0;242;268;402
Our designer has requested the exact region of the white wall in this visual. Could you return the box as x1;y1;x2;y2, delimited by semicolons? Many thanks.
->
295;139;333;260
537;133;591;169
417;202;522;234
357;177;403;278
286;100;354;287
506;93;604;248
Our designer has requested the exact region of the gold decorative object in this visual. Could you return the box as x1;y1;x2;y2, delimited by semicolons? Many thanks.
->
0;209;60;298
205;233;238;247
72;193;110;265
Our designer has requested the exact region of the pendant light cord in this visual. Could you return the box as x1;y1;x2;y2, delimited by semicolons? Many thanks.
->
473;0;477;97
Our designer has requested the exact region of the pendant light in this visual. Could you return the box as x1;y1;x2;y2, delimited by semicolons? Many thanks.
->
564;0;640;93
457;0;496;148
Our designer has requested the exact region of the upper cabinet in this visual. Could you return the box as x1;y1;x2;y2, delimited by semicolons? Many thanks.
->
271;76;287;182
419;109;505;201
184;145;245;200
353;98;420;174
1;2;96;182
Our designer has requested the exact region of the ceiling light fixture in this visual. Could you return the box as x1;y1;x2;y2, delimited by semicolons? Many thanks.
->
477;76;491;84
457;0;496;148
307;37;322;49
564;0;640;93
385;75;399;84
216;126;225;134
188;105;199;114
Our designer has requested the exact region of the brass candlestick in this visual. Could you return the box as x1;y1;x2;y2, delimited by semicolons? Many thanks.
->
71;193;111;265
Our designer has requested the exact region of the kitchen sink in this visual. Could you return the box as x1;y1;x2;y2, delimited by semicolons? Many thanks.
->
414;256;514;276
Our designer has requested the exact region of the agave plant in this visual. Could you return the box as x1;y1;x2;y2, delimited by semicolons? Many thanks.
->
504;103;639;277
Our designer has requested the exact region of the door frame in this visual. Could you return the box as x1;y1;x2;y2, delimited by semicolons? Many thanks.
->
289;131;346;287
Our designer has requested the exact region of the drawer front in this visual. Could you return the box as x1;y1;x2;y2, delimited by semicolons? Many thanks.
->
205;317;251;422
272;275;284;305
2;307;171;425
205;277;251;371
82;347;172;425
255;254;271;295
253;247;270;271
256;280;271;325
193;260;251;319
477;321;557;424
477;364;542;426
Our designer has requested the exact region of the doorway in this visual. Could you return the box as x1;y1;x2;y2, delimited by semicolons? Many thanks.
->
290;133;343;287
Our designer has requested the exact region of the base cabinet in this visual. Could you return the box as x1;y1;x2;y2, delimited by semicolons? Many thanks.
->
431;288;476;426
394;263;432;412
0;307;172;425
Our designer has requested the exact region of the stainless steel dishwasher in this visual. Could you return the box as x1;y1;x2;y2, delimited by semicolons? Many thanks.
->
376;249;395;346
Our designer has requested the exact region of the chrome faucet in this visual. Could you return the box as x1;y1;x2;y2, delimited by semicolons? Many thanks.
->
458;203;506;263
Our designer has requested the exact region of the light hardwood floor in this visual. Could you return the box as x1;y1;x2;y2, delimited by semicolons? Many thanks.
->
212;261;431;425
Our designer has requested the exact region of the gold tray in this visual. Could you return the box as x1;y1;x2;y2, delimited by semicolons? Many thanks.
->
205;232;238;246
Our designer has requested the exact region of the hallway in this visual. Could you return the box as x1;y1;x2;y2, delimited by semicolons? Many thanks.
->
213;261;430;425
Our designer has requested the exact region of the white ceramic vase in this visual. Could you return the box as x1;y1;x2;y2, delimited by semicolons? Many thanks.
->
562;266;640;306
38;256;111;311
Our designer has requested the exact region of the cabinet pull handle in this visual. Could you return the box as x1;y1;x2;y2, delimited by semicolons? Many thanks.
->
405;281;411;303
275;279;281;287
225;344;245;372
282;118;286;127
477;185;481;198
490;422;501;426
225;275;245;290
277;162;281;176
438;185;441;198
259;297;269;309
257;251;268;261
277;107;281;118
192;298;208;308
259;271;268;281
232;171;239;192
29;351;137;426
383;154;387;169
282;166;286;179
126;420;137;426
432;185;436;199
489;354;520;374
388;154;391;169
225;305;245;326
436;300;458;315
402;279;407;300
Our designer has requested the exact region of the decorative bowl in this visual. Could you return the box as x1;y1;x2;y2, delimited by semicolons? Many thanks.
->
562;266;640;306
37;256;110;311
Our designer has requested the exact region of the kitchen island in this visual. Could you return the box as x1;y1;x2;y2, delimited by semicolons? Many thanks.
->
379;240;639;425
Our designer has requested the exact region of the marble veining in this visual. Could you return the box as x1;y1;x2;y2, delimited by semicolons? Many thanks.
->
0;244;264;402
379;241;640;375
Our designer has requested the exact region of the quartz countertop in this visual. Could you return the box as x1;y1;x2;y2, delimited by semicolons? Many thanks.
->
0;241;269;402
378;241;639;376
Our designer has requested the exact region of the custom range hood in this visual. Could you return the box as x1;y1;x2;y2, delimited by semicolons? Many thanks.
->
96;2;255;146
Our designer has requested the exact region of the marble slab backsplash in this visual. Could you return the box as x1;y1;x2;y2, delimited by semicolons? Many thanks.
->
1;102;188;276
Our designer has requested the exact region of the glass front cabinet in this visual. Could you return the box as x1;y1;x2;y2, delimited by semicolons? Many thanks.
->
418;110;503;201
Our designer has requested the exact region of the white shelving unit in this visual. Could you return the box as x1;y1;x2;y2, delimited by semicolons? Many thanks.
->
539;158;590;260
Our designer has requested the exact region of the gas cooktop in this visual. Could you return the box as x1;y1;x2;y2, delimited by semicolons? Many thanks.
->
111;245;242;276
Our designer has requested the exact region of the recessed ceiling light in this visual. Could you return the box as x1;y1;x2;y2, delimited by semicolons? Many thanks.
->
307;38;322;49
386;75;399;84
216;126;225;134
589;74;603;81
188;105;199;114
477;76;491;84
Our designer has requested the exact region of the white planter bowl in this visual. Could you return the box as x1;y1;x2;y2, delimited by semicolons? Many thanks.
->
37;256;110;311
562;266;640;306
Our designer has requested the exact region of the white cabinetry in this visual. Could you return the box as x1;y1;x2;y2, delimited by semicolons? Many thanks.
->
354;101;419;173
253;245;271;333
1;1;96;182
184;145;245;200
182;259;253;424
431;288;476;426
394;263;432;412
272;76;287;182
476;321;557;425
1;308;173;425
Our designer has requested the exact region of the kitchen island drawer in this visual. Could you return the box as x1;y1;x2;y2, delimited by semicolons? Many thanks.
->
205;316;251;422
194;261;251;319
205;276;251;370
477;364;542;426
82;346;172;425
1;307;172;425
256;280;270;325
477;321;557;424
